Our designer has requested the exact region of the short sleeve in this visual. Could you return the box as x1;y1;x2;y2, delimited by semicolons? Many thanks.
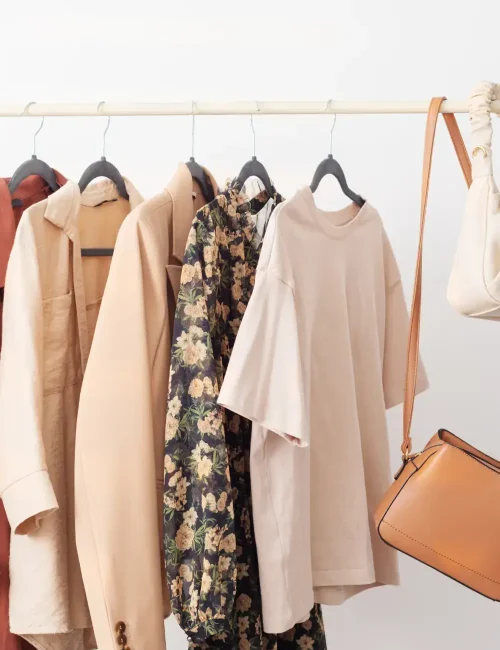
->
383;235;429;409
218;266;308;447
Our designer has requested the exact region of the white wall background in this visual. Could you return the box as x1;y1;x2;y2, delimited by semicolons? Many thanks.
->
1;1;500;649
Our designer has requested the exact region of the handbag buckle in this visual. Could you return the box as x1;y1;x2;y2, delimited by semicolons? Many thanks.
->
403;451;420;462
394;451;421;480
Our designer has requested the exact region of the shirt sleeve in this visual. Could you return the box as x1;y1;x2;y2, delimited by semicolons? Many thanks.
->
0;216;58;535
164;217;237;642
75;214;168;650
382;233;429;409
218;214;308;447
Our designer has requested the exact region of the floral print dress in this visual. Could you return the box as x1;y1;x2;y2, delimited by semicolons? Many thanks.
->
164;183;327;650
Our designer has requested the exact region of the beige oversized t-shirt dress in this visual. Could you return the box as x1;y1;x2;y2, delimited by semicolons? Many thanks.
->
218;186;429;634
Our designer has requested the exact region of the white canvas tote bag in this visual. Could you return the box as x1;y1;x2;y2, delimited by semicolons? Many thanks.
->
448;81;500;318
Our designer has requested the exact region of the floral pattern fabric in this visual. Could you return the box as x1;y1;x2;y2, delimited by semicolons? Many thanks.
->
164;183;327;650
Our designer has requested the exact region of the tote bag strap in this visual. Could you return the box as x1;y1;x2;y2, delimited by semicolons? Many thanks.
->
401;98;472;458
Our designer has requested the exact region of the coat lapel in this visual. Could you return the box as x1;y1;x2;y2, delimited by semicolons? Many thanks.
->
45;181;90;374
44;178;143;374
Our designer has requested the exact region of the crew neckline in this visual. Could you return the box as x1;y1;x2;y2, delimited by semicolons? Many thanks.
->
301;186;370;238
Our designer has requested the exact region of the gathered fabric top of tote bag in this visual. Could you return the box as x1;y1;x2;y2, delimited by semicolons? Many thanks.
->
448;81;500;318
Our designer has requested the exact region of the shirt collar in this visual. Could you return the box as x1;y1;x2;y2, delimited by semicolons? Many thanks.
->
228;177;282;208
168;163;219;262
44;177;144;239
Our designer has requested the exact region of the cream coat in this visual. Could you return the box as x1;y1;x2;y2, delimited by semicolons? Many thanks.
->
0;179;143;650
75;164;218;650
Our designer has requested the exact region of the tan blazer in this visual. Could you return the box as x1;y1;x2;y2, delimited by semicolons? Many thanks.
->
0;178;143;650
75;164;218;650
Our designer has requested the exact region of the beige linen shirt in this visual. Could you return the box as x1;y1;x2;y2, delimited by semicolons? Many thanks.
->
75;164;218;650
219;188;429;633
0;178;143;650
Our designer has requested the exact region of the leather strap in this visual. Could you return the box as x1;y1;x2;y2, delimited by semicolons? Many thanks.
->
442;113;473;187
401;98;472;457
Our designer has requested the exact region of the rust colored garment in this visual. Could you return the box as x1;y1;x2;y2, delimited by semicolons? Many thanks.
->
0;172;66;650
0;173;67;348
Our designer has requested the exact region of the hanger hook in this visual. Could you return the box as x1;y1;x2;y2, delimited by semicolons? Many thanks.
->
329;113;337;156
250;102;260;159
22;102;44;158
97;101;110;159
324;100;337;156
250;115;256;158
191;100;196;161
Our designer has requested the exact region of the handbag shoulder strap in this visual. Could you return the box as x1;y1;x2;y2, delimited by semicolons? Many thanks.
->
401;98;472;458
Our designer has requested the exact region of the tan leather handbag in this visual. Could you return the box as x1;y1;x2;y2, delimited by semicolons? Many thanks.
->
375;97;500;601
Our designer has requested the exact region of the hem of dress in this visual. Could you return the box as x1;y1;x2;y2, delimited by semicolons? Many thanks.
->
314;578;400;606
262;603;315;636
313;567;377;585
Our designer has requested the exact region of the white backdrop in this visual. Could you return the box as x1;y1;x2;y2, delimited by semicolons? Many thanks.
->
2;1;500;649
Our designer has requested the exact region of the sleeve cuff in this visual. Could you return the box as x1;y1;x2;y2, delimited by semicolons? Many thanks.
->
2;470;59;535
217;393;309;447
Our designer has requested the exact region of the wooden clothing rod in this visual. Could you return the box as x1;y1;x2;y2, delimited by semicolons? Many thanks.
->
0;100;499;117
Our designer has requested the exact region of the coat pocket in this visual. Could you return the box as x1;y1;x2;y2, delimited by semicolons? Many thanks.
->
43;291;77;394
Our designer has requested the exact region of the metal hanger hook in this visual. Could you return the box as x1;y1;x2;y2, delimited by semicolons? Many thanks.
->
21;102;44;158
324;100;337;156
191;100;196;160
97;101;110;159
250;103;260;158
329;113;337;156
250;115;256;158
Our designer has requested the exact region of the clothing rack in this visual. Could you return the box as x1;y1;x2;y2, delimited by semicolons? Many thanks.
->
0;100;499;117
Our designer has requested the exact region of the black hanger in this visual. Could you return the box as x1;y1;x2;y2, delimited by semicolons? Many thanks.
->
79;156;129;200
237;157;274;197
79;108;129;258
236;115;274;197
186;158;215;204
9;155;60;195
310;114;365;208
310;154;364;207
9;115;60;195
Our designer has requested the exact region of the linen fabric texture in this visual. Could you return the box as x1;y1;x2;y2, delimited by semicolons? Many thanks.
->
219;187;429;633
